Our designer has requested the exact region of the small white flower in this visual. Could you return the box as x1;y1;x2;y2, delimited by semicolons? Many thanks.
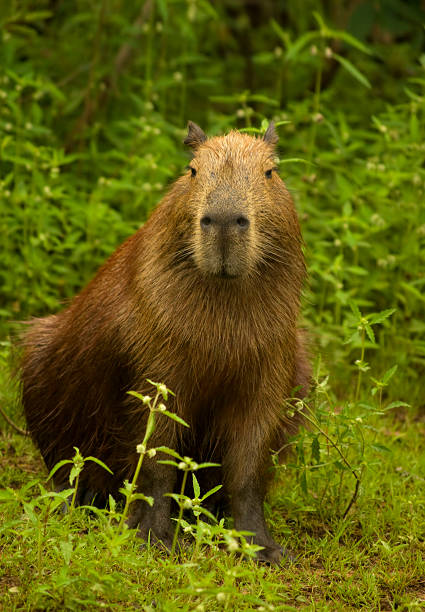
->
227;537;239;551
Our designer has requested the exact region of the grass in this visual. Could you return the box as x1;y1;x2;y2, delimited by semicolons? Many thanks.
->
1;366;424;610
1;2;425;610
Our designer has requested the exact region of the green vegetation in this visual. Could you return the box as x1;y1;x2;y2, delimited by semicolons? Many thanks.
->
1;2;425;610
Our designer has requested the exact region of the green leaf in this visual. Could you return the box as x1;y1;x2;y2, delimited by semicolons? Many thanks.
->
371;444;391;454
130;493;154;506
47;459;72;482
348;300;362;320
60;540;73;565
161;410;190;428
385;401;410;411
192;473;200;499
382;365;398;384
156;446;183;460
194;506;218;522
326;30;373;55
0;488;16;501
311;436;320;463
285;31;318;62
333;53;371;89
300;469;308;494
201;484;223;501
365;323;375;344
69;465;80;485
270;18;289;47
368;308;396;325
127;390;146;401
85;456;113;474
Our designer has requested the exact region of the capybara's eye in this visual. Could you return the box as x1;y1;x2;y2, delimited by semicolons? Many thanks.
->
189;166;197;177
265;169;273;179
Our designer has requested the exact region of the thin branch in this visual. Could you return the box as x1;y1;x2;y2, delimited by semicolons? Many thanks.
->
0;404;29;436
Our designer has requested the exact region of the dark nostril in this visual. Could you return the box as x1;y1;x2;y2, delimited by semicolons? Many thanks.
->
237;216;249;228
200;216;212;229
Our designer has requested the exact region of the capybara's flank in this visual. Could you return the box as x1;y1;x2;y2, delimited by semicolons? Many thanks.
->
21;121;310;564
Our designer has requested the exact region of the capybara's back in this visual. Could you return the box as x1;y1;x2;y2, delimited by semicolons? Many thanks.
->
22;122;310;563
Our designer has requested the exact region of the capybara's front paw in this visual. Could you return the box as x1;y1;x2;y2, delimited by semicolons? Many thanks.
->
256;544;284;565
256;543;296;566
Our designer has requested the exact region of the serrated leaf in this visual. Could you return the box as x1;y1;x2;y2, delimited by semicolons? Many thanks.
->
156;446;183;459
192;473;200;499
161;410;189;428
365;323;375;344
69;466;80;485
382;365;398;384
369;309;396;325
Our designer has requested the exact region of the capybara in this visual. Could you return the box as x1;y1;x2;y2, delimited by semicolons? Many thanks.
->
22;121;310;564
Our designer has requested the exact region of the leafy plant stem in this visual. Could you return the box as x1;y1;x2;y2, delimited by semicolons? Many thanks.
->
171;469;189;556
355;328;366;402
301;405;360;518
117;391;159;532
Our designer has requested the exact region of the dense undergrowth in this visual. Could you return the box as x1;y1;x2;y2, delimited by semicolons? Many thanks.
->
1;2;425;610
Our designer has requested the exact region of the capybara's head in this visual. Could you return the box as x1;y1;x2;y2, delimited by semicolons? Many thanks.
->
181;121;297;280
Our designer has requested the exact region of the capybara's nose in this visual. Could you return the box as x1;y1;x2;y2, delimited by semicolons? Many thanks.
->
200;213;250;232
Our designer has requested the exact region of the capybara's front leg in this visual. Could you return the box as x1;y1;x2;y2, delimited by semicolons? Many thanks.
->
223;411;284;565
230;475;283;565
127;457;176;551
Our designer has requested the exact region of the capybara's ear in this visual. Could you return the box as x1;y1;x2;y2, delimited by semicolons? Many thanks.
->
263;121;279;146
184;121;207;149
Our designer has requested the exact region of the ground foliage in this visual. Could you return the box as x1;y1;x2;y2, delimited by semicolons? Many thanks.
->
1;1;425;610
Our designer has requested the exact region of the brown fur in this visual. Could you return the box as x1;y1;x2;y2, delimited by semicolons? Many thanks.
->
21;123;310;564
